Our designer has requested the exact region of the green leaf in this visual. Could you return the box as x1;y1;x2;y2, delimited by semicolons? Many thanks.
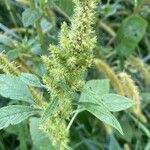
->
30;117;56;150
78;79;134;134
20;73;43;88
86;79;110;96
80;79;110;103
0;74;34;103
79;102;123;134
80;80;134;112
22;8;42;27
115;15;148;57
41;98;58;122
101;94;135;112
0;105;40;130
6;49;21;61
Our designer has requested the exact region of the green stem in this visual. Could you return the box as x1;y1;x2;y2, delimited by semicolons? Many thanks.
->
35;20;46;51
67;108;84;132
0;136;6;150
98;21;125;70
18;124;28;150
52;4;70;21
30;0;46;53
145;37;150;52
3;0;17;27
134;0;138;10
119;56;125;71
99;21;116;37
128;113;150;139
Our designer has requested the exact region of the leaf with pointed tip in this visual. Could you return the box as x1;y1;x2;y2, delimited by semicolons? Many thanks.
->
79;102;123;135
20;73;43;88
80;79;110;104
80;80;135;112
0;74;34;103
84;79;109;96
0;105;41;130
116;15;148;57
22;8;42;27
101;94;135;112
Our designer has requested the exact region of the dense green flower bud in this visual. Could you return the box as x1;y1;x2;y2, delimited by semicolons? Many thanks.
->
42;0;98;148
40;117;69;148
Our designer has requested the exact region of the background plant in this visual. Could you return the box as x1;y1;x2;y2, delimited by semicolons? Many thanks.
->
0;0;150;149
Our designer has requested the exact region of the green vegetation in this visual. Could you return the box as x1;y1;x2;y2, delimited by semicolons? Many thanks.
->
0;0;150;149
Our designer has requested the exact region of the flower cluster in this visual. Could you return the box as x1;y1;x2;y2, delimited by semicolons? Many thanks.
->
41;0;98;148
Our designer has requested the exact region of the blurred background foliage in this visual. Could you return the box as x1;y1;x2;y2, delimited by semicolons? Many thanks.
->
0;0;150;149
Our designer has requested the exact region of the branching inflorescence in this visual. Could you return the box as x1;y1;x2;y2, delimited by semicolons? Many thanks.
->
41;0;98;148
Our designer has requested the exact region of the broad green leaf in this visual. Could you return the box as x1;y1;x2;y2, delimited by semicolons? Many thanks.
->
22;8;42;27
80;79;134;112
85;79;110;96
6;49;21;60
20;73;43;88
115;15;148;57
79;102;123;134
41;99;58;122
30;117;56;150
79;79;110;103
0;75;34;103
101;94;135;112
0;105;40;130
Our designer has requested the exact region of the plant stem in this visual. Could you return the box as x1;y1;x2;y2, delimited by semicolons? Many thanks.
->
119;56;125;71
67;109;84;132
36;21;46;51
52;4;70;22
134;0;138;10
0;136;6;150
18;124;28;150
30;0;46;53
128;112;150;139
3;0;17;27
145;37;150;53
99;21;116;37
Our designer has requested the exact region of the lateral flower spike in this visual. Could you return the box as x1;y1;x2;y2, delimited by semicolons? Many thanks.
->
118;72;147;123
